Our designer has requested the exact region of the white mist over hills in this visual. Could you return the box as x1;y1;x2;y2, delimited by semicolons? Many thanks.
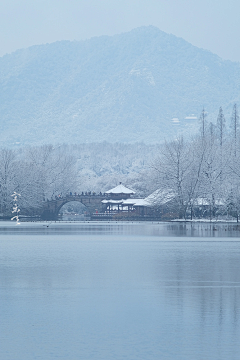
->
0;26;240;147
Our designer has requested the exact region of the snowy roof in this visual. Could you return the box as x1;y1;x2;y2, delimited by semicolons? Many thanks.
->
102;199;124;204
101;198;147;206
122;198;149;206
106;183;135;195
102;192;226;208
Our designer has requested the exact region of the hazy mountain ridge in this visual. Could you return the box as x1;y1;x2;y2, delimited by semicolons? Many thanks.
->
1;26;240;146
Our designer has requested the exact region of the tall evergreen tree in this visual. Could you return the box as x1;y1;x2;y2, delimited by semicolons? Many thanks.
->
199;107;207;139
217;107;225;147
231;103;239;157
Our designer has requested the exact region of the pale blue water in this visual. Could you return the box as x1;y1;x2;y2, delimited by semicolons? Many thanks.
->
0;222;240;359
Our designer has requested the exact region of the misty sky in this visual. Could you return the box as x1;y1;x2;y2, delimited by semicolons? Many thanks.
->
0;0;239;61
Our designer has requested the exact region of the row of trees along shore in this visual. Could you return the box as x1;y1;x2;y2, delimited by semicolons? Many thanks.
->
151;104;240;220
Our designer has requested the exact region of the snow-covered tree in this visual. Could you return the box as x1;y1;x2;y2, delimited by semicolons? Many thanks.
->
151;137;195;218
0;149;17;215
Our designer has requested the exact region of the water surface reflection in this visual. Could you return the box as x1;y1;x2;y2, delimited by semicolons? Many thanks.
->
1;220;240;237
0;222;240;359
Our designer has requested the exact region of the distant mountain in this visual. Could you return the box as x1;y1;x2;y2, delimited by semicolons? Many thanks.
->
0;26;240;147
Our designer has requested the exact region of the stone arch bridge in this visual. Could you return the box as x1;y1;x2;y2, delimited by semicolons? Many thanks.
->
40;194;106;220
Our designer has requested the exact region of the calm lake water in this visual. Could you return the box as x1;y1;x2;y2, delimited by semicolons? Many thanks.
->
0;221;240;360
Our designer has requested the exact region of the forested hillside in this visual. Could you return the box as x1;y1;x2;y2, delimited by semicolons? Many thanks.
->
1;26;240;146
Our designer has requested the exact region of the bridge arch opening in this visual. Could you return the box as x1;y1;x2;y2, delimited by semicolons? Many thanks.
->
58;201;90;221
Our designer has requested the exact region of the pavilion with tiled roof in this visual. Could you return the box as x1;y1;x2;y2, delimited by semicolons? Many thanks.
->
103;183;137;213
